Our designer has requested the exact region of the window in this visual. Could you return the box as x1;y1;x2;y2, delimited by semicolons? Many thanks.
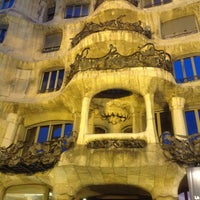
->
25;122;73;145
4;185;52;200
45;6;55;22
185;110;200;136
40;68;64;93
0;0;14;9
155;111;173;141
0;24;8;43
173;56;200;83
161;15;198;39
142;0;171;8
42;32;62;53
65;4;89;19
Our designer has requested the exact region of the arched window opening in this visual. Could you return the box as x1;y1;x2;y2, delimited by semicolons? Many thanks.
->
76;184;152;200
4;184;52;200
25;121;73;145
90;89;145;134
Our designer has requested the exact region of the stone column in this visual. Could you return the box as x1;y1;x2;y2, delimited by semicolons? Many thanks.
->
1;113;22;147
73;112;81;134
170;97;187;137
132;109;142;133
144;93;157;143
77;96;91;144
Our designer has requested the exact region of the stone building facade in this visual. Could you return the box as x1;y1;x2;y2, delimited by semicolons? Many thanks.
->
0;0;200;199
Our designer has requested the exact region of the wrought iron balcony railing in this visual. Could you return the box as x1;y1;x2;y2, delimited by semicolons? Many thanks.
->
67;43;172;82
161;132;200;167
0;132;77;174
71;15;152;47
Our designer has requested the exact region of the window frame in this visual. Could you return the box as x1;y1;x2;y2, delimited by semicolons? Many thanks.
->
64;4;89;19
142;0;172;8
42;32;62;53
40;68;64;93
184;109;200;136
0;0;14;10
25;121;74;144
161;15;198;39
173;55;200;83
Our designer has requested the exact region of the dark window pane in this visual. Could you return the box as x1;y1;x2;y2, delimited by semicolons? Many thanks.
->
52;124;62;139
160;111;173;133
64;124;73;137
47;6;55;21
185;111;198;135
49;71;57;91
66;6;73;18
3;0;10;8
56;69;64;90
144;0;152;8
25;127;37;145
95;127;106;134
154;0;161;5
41;72;49;92
163;0;172;3
82;5;89;16
37;126;49;143
74;5;81;18
0;29;6;43
174;60;184;83
184;57;194;81
194;56;200;79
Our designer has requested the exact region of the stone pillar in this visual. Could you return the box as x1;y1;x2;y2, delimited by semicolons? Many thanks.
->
170;97;187;137
73;112;81;134
1;113;22;147
144;93;157;143
77;96;91;144
132;109;142;133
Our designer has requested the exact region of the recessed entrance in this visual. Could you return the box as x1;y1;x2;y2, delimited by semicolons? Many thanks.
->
76;184;152;200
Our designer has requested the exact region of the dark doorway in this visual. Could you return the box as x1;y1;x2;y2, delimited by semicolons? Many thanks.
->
76;184;152;200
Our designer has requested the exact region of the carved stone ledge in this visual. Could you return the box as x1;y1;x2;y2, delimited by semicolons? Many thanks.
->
0;132;77;174
87;139;147;149
71;15;152;47
67;43;172;82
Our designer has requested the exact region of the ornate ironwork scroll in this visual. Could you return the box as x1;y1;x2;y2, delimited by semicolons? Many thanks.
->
71;15;152;47
0;132;77;174
68;43;172;81
161;132;200;167
87;139;147;149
